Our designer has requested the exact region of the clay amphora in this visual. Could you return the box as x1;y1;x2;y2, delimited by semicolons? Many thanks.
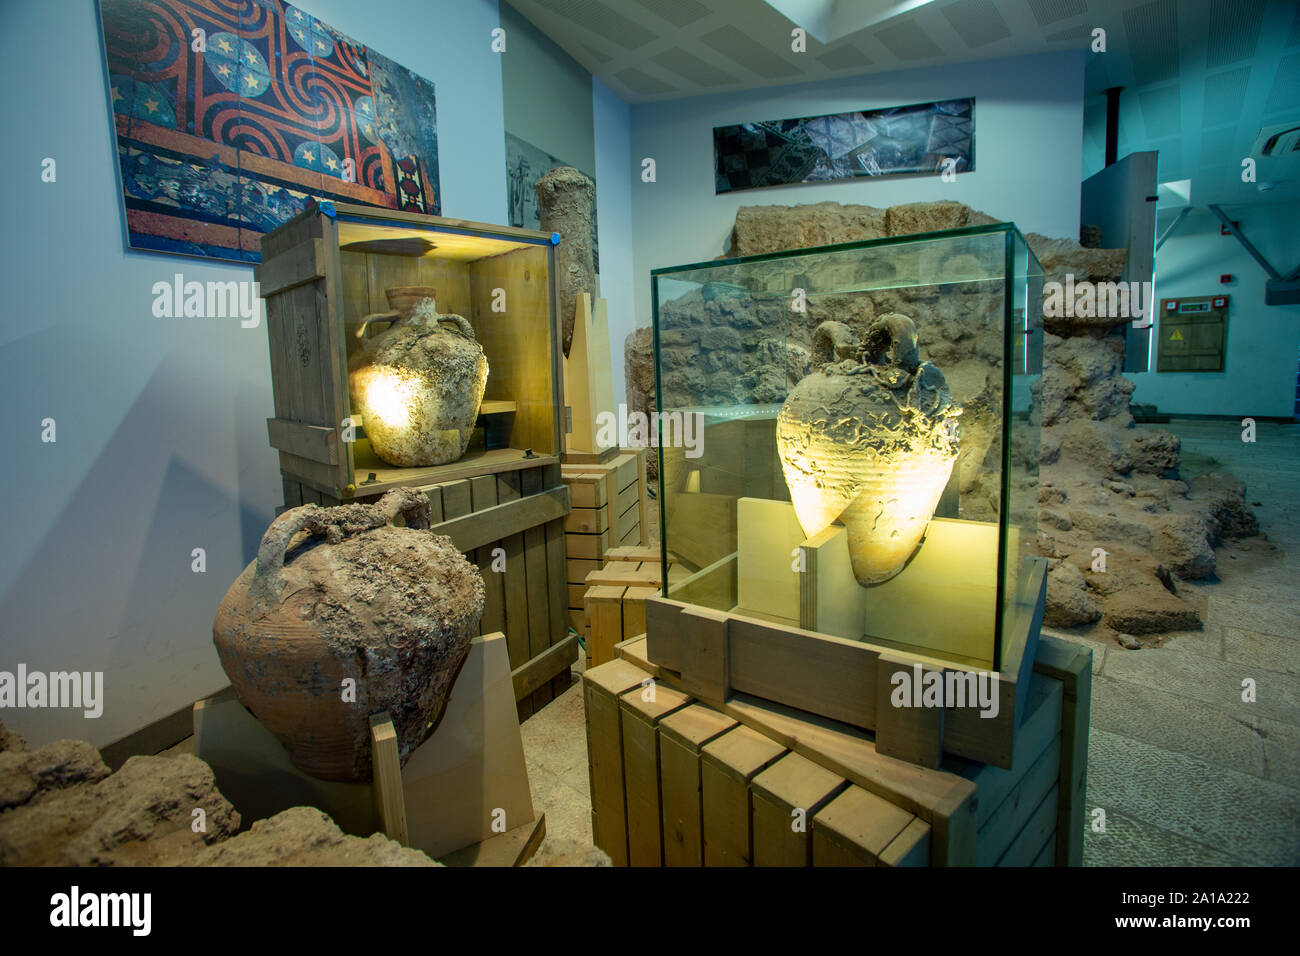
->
349;287;488;467
776;314;961;586
212;489;484;781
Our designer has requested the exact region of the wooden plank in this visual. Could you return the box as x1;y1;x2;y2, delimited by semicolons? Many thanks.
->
497;471;530;676
658;705;738;867
255;236;325;296
630;446;650;549
585;564;661;589
348;449;563;499
432;486;570;555
620;683;692;866
679;607;730;706
1033;633;1093;866
583;659;655;865
545;516;569;648
751;752;847;867
521;468;554;713
878;817;932;867
568;583;589;607
1031;833;1056;867
470;475;504;639
644;596;687;671
812;785;915;866
511;634;579;700
438;478;472;520
585;585;626;668
700;725;786;866
874;654;945;769
996;784;1059;867
976;739;1061;866
369;713;408;846
615;509;640;546
565;506;608;533
267;418;339;465
423;485;444;524
281;477;303;509
565;528;611;560
608;546;672;564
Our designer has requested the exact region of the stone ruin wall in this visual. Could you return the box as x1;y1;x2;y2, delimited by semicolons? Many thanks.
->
626;200;1260;640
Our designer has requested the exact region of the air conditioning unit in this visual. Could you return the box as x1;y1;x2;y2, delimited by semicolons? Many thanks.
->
1251;123;1300;158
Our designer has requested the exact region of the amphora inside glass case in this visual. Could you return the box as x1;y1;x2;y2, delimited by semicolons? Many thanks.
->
652;223;1043;671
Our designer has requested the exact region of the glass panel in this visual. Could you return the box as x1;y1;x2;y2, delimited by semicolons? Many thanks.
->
653;223;1040;671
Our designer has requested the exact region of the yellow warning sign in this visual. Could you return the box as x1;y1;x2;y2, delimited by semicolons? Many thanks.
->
1170;329;1184;341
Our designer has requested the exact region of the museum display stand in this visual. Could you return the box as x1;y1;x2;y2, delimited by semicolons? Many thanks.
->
255;202;575;716
196;633;546;866
578;223;1091;865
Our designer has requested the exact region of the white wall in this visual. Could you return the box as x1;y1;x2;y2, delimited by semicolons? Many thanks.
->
624;50;1086;359
593;79;635;408
1130;203;1300;418
0;0;506;748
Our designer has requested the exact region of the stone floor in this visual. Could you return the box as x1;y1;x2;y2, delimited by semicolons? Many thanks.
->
1042;418;1300;865
522;418;1300;866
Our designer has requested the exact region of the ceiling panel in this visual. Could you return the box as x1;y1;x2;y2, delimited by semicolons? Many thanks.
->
942;0;1012;49
874;19;946;60
1027;0;1088;26
698;24;806;77
1124;0;1181;86
533;0;658;49
631;0;712;27
1140;85;1182;139
817;43;872;70
1205;0;1265;69
1202;67;1251;127
652;46;738;86
1264;51;1300;114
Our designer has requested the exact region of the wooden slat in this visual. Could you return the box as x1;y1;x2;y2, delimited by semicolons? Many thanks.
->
565;528;611;560
976;739;1061;866
562;472;608;508
878;817;932;867
433;486;570;555
512;634;579;700
583;659;656;865
614;497;640;543
585;564;661;589
812;785;915;866
522;468;553;712
607;546;671;564
996;784;1059;866
267;418;339;465
369;713;408;846
1033;634;1093;866
470;475;504;638
701;725;786;866
620;683;692;866
281;477;303;509
751;752;847;867
679;607;730;707
438;478;472;520
658;705;738;867
497;471;530;676
545;516;569;648
255;236;325;296
585;585;625;668
565;506;608;533
621;586;657;644
567;557;602;583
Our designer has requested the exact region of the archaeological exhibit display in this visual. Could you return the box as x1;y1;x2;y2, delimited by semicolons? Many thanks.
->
212;489;484;782
650;222;1043;672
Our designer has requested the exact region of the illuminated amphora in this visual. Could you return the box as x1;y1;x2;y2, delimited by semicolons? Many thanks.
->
776;313;961;586
349;287;489;467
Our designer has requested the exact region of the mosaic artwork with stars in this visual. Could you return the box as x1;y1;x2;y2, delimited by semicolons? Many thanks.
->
99;0;441;262
714;99;974;194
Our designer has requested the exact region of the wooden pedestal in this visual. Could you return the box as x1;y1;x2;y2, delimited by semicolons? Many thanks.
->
195;632;542;864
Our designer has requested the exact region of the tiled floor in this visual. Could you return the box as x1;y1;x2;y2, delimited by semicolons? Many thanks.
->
522;419;1300;866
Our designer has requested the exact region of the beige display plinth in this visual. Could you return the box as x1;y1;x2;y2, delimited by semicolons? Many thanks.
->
194;632;540;863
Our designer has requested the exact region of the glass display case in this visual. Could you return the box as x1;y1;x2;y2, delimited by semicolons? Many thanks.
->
651;223;1043;672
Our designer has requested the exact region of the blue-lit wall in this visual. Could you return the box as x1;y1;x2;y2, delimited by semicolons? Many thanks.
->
0;0;507;747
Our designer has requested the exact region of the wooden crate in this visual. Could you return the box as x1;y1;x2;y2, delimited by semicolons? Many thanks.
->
579;632;1091;866
256;201;564;506
561;447;647;566
579;549;688;668
256;203;573;721
644;553;1050;771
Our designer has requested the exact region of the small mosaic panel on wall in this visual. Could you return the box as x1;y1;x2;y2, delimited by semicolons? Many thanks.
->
714;99;974;194
98;0;441;262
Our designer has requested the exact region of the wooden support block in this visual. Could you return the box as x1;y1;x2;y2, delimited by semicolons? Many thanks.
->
583;659;656;866
679;607;730;706
700;725;786;866
751;752;847;867
619;683;692;866
874;654;945;769
370;712;408;846
585;585;626;668
812;785;916;866
621;586;658;643
658;705;738;867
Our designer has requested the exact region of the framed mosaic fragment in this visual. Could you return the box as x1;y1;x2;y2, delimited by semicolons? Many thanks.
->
98;0;441;262
713;98;974;194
